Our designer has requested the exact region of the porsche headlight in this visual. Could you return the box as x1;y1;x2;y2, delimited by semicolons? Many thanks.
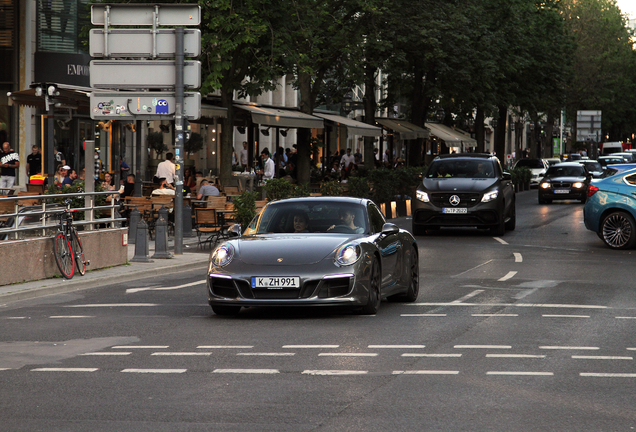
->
540;182;551;189
416;190;430;202
335;244;361;266
572;182;584;189
211;243;234;267
481;190;499;203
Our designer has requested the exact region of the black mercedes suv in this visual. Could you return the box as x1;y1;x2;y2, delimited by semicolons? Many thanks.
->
412;154;516;236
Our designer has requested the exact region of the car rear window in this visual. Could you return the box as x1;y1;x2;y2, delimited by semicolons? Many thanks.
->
546;166;585;177
427;159;495;178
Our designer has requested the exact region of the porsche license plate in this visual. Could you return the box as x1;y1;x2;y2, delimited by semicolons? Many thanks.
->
442;207;467;214
554;189;570;194
252;276;300;289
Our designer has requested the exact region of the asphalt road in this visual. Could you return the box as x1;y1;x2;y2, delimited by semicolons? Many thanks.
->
2;190;636;431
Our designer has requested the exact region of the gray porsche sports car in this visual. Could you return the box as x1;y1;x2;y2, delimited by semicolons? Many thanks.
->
207;197;419;315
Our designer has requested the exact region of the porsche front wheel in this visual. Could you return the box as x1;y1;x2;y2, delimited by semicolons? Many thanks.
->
360;259;381;315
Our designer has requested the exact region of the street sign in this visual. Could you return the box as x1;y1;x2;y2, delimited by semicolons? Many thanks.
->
91;4;201;26
90;60;201;89
576;110;601;141
90;92;201;121
90;29;201;58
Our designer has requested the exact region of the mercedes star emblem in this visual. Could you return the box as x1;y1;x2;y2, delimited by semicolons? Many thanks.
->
449;195;461;206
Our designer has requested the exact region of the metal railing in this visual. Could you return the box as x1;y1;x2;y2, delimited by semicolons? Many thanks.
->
0;191;126;240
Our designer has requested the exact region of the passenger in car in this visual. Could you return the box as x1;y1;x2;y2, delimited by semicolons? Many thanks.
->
291;211;310;233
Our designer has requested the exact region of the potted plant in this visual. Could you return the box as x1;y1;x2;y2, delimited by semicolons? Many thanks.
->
147;131;168;159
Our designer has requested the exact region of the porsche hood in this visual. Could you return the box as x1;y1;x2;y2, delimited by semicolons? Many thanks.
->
234;234;357;265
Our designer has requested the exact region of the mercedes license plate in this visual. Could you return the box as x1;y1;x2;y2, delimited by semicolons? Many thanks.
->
442;207;468;214
554;189;570;194
252;276;300;289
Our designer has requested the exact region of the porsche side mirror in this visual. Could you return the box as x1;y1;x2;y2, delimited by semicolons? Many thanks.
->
228;223;242;238
381;223;399;235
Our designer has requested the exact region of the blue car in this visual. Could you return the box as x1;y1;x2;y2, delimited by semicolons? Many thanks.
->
584;167;636;249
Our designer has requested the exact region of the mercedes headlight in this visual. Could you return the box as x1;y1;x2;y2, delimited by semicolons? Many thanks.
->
416;190;430;202
335;244;361;266
211;243;234;267
572;182;584;188
481;190;499;203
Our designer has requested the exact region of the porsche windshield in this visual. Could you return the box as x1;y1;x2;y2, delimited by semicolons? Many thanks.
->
256;202;368;234
427;159;495;179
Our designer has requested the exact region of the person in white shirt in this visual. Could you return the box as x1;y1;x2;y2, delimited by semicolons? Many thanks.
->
259;148;275;181
151;178;175;195
155;152;176;185
240;141;248;167
340;148;355;179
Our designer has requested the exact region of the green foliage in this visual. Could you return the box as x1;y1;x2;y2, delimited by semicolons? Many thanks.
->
232;191;258;230
263;178;302;201
44;181;107;219
147;132;168;158
346;176;371;199
517;166;532;183
291;183;310;198
185;132;204;154
319;181;343;196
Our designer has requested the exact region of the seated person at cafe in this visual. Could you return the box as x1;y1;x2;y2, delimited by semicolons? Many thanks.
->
121;173;136;198
151;177;175;195
290;211;310;233
197;179;220;200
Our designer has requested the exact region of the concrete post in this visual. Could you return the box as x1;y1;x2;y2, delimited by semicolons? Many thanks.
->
152;206;173;259
182;203;193;237
128;207;140;244
130;219;153;262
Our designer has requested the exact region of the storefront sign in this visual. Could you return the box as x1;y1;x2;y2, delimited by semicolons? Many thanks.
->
34;52;91;87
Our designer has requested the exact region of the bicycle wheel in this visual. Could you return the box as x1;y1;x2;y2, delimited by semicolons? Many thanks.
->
71;230;86;276
54;233;75;279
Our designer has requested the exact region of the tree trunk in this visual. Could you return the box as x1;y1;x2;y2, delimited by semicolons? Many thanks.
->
494;105;507;163
363;65;377;171
475;107;485;153
296;71;313;185
544;113;555;158
219;87;235;185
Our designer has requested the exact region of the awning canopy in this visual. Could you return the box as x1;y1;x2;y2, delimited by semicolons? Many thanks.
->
314;112;381;137
236;104;324;129
376;118;430;140
8;83;93;110
426;123;476;147
200;104;227;119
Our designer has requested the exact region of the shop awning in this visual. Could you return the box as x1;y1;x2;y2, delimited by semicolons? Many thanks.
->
425;123;476;147
8;84;93;110
236;104;324;129
375;118;429;140
314;112;381;137
200;104;227;119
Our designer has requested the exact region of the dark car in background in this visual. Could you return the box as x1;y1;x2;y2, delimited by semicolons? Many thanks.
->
412;154;516;236
538;163;591;204
598;155;627;167
578;160;603;178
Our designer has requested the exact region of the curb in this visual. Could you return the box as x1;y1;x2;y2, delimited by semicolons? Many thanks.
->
0;259;209;304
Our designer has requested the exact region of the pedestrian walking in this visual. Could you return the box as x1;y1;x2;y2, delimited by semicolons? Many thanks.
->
0;142;19;190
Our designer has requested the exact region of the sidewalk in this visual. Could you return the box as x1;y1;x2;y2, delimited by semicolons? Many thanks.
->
0;235;211;304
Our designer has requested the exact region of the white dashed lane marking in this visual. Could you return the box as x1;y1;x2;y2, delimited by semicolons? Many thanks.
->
451;290;484;303
126;280;205;294
213;369;279;374
302;370;367;376
368;345;425;349
498;271;517;282
487;371;553;376
152;352;212;356
580;373;636;378
283;345;339;349
401;313;447;317
543;314;590;318
49;316;95;319
393;370;459;375
237;353;295;356
401;354;461;358
31;368;98;372
112;346;168;349
81;352;131;356
540;346;599;350
197;345;254;349
319;353;378;357
486;354;546;358
513;253;523;263
493;237;508;245
121;369;187;374
455;345;512;349
472;314;519;317
572;356;633;360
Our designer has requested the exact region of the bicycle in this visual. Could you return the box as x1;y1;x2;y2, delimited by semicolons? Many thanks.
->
53;199;89;279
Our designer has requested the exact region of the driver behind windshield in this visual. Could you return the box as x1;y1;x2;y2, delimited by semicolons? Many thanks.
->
327;208;365;234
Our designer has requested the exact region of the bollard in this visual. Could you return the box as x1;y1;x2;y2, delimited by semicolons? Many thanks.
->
182;202;194;238
130;218;153;262
152;205;173;259
128;208;140;244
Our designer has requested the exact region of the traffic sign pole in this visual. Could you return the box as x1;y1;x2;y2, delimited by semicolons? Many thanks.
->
174;27;184;254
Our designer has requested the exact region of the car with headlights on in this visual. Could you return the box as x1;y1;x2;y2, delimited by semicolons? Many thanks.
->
207;197;419;315
411;153;515;236
512;158;549;186
584;167;636;249
538;163;591;204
